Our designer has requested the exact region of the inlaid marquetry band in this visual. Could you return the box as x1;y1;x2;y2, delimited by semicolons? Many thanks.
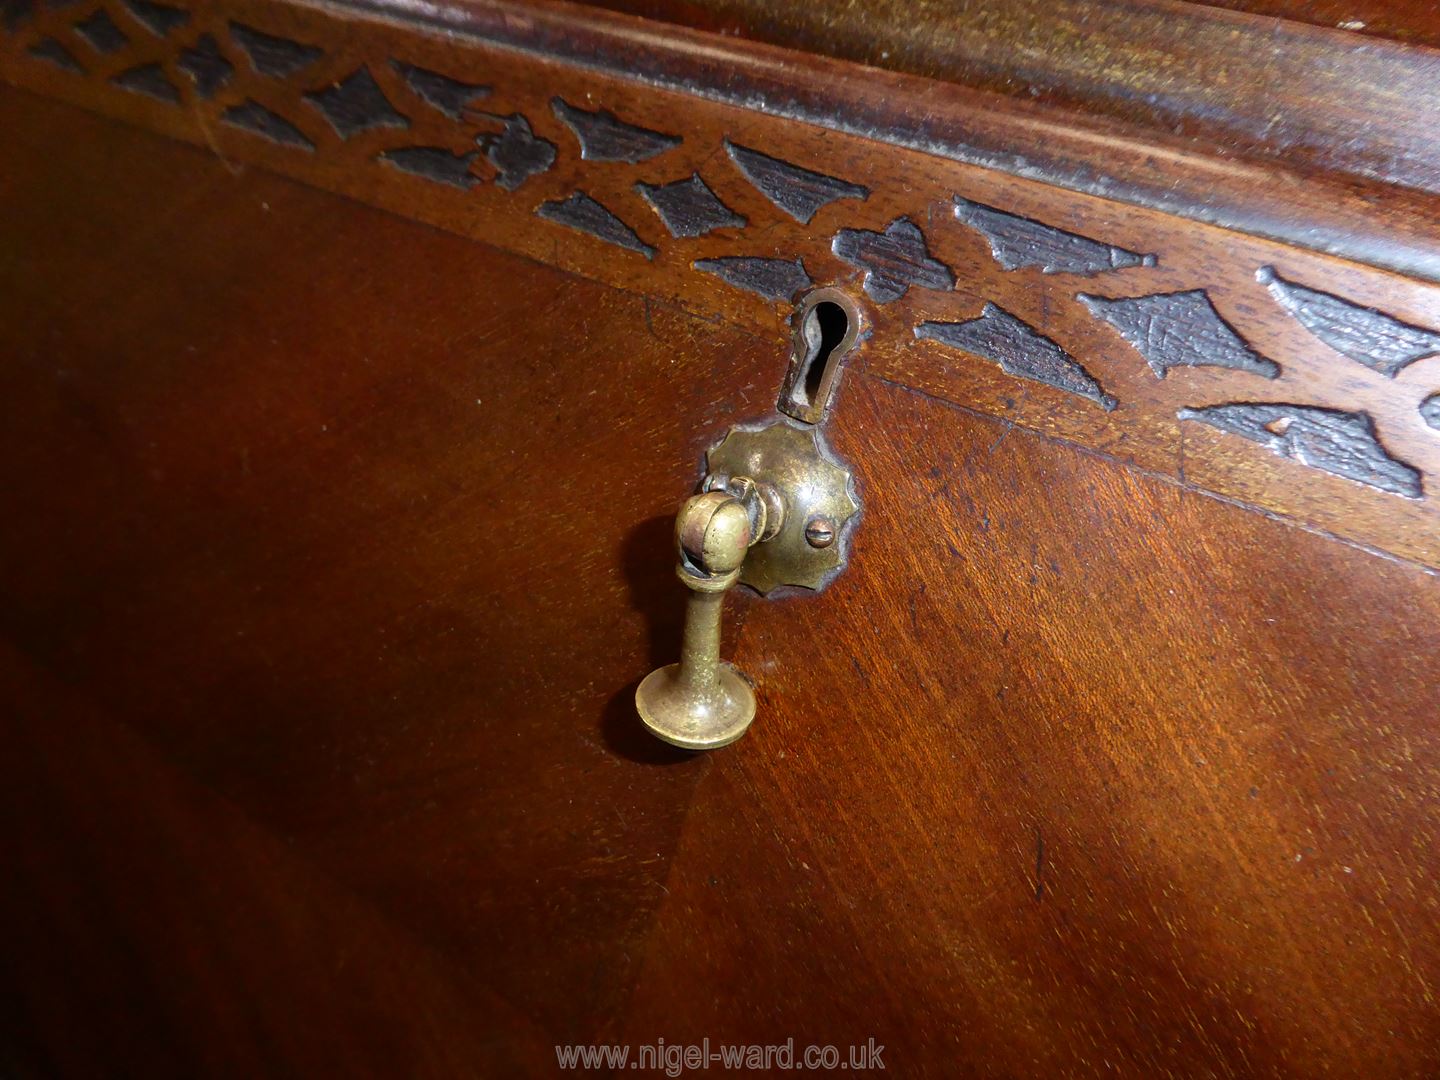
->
4;0;1440;569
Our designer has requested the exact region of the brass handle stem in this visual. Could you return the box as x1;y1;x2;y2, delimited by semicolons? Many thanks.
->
636;488;766;750
677;586;724;695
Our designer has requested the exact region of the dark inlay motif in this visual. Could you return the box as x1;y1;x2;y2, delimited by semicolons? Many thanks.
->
306;68;407;138
481;113;555;191
122;0;186;35
1079;290;1279;380
693;257;811;302
222;100;314;149
112;62;179;101
74;9;127;52
637;174;745;238
28;38;81;70
538;192;654;258
1179;403;1421;497
832;217;954;303
177;34;230;97
551;97;679;163
953;197;1156;275
230;23;321;77
1422;394;1440;432
394;62;487;119
726;140;867;224
380;147;479;188
2;0;32;31
918;304;1117;411
1259;266;1440;377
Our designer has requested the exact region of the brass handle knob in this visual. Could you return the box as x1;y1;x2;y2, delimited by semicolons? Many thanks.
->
635;488;766;750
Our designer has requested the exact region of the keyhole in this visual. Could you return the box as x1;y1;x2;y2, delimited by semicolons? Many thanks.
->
801;302;849;407
780;289;861;424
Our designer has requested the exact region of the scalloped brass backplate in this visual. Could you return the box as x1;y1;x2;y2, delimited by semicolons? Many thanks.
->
704;422;859;595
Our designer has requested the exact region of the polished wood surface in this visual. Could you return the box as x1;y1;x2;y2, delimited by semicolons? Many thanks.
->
3;90;1440;1076
7;0;1440;571
580;0;1440;52
6;0;1440;284
576;0;1440;186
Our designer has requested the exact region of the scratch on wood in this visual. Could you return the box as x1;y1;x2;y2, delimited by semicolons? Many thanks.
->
1080;290;1279;379
832;217;954;303
1259;266;1440;377
1179;402;1422;498
551;96;680;162
1422;394;1440;432
693;256;811;301
637;173;746;238
726;140;868;223
537;191;654;258
393;61;489;119
1034;829;1045;900
481;113;556;191
954;196;1156;275
917;304;1117;409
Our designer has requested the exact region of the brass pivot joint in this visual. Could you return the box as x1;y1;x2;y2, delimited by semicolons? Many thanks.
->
635;422;859;751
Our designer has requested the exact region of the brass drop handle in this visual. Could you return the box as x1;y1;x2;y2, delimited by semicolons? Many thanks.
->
635;422;860;750
635;483;775;750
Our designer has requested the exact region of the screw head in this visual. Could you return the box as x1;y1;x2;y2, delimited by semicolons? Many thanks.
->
804;516;836;548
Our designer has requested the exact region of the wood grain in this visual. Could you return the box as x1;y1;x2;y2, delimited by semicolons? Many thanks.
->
631;376;1440;1078
338;0;1440;282
4;0;1440;571
0;643;556;1077
0;90;771;1069
571;0;1440;186
2;88;1440;1076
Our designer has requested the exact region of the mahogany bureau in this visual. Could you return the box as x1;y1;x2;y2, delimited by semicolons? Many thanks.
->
3;0;1440;1074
